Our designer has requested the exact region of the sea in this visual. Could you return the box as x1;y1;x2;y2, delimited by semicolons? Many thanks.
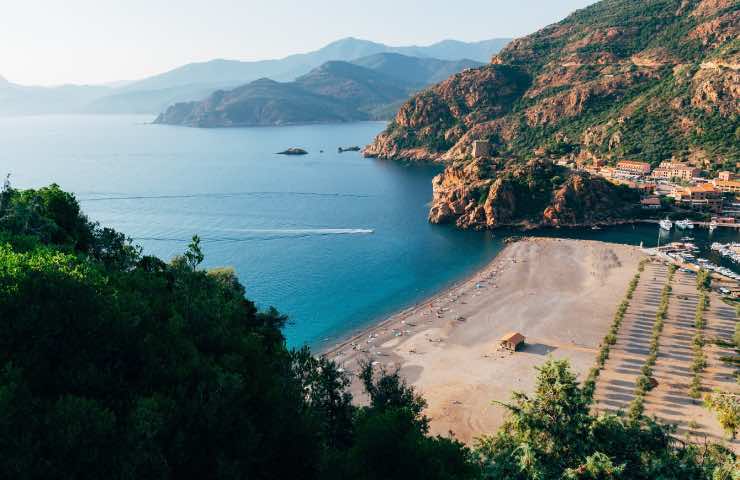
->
2;114;738;347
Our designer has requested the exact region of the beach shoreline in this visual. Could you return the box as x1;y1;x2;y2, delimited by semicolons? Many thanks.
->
321;237;646;442
318;241;513;356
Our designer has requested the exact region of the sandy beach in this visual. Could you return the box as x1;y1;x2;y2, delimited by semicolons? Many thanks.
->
323;237;646;443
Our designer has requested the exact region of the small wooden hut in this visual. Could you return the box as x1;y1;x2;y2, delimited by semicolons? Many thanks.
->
499;332;525;351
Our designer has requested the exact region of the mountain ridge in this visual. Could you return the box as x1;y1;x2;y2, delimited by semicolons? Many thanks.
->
366;0;738;165
120;37;508;93
0;37;509;116
90;37;509;114
364;0;739;230
154;54;485;127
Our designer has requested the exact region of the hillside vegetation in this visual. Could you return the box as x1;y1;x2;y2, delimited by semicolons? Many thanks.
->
365;0;738;229
1;181;737;478
366;0;739;167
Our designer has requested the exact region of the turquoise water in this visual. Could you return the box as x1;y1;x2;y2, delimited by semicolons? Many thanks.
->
0;115;503;347
3;115;737;347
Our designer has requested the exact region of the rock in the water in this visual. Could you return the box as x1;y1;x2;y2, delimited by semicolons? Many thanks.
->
338;146;361;153
276;148;308;155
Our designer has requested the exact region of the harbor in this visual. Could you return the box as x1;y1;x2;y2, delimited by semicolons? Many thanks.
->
644;218;740;285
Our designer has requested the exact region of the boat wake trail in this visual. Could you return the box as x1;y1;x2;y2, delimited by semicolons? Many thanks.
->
217;228;374;235
133;228;374;244
78;191;373;202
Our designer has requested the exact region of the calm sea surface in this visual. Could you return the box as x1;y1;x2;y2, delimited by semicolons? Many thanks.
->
2;115;738;347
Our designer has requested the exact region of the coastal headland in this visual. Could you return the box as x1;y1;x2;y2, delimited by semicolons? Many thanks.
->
323;237;646;443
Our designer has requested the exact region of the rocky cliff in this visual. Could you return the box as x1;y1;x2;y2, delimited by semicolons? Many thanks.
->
428;158;639;229
366;0;738;229
366;0;738;165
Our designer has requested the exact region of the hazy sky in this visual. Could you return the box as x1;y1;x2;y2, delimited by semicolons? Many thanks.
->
1;0;598;86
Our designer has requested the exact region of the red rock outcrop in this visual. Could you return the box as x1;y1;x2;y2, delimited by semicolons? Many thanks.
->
364;0;739;164
428;159;639;229
365;0;739;230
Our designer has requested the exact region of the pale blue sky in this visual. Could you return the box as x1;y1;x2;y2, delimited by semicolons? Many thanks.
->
1;0;597;86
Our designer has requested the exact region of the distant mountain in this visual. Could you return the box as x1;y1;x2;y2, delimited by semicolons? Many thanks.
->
0;80;110;115
87;37;509;114
352;53;482;87
153;53;487;128
120;37;507;93
295;61;411;111
391;38;512;63
154;60;421;127
84;84;224;114
154;77;363;127
0;37;509;116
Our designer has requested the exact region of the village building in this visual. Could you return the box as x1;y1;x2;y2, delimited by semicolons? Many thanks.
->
624;181;656;196
711;178;740;194
640;196;662;209
614;160;652;178
499;332;525;351
670;183;724;213
717;171;736;181
599;166;615;179
471;140;491;159
651;162;701;181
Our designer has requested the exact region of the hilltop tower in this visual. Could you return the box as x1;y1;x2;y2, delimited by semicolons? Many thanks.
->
471;140;490;159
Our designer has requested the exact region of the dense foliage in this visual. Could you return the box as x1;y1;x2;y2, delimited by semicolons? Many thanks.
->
0;182;477;480
0;182;736;478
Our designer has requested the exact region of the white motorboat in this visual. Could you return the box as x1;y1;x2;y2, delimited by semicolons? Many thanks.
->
659;219;673;230
675;219;694;230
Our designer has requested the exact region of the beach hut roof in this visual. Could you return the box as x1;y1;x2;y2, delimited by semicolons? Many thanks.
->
500;332;525;345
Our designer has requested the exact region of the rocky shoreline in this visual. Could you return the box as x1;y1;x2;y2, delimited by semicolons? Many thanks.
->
427;158;642;230
363;0;738;233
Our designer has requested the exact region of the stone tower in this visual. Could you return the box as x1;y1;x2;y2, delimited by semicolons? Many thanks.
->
471;140;491;159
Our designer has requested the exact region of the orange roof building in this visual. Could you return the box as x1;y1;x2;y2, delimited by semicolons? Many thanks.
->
651;162;700;180
672;183;723;212
717;171;736;181
615;160;652;176
712;179;740;193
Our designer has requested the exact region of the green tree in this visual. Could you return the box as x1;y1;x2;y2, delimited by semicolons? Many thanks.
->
337;362;479;480
563;452;625;480
476;359;736;480
0;183;483;479
705;392;740;440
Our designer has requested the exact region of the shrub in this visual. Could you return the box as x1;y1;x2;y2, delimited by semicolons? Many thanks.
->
705;391;739;440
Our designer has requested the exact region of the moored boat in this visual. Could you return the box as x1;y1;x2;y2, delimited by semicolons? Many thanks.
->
675;219;694;230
